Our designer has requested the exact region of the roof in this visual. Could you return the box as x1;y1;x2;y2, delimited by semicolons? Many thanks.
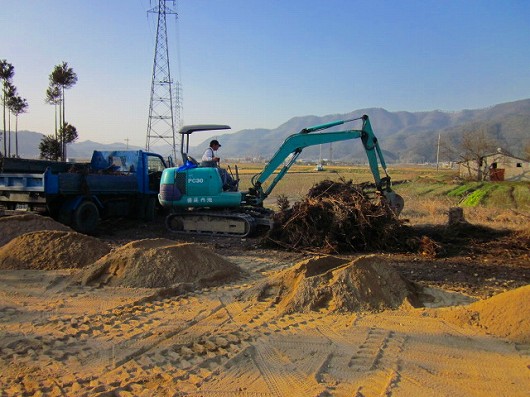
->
481;151;529;162
457;150;530;164
178;125;231;135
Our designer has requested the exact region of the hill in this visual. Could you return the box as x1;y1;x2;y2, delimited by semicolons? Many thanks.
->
189;98;530;163
4;98;530;163
1;134;145;161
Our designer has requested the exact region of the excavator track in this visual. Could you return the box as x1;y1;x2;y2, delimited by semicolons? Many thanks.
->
165;210;269;237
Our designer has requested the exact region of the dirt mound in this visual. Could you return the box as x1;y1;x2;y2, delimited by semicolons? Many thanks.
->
0;230;110;270
437;285;530;343
80;239;244;288
267;179;404;253
241;255;422;314
0;213;71;247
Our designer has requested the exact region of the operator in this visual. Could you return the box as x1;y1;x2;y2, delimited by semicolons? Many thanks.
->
201;140;237;191
201;139;222;166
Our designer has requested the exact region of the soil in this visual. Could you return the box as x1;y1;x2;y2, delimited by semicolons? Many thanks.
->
0;213;528;396
78;238;244;288
0;213;71;247
241;255;425;314
0;230;110;270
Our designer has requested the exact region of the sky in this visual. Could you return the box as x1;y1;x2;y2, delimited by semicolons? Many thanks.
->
2;0;530;149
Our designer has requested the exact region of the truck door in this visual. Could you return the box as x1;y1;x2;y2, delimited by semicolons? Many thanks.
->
146;155;167;193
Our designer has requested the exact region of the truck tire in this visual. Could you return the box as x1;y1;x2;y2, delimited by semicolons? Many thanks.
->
72;200;99;234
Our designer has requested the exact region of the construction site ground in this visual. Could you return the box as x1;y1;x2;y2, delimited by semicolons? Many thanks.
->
0;213;529;396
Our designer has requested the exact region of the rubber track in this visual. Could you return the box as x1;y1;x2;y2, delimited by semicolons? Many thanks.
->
166;212;256;237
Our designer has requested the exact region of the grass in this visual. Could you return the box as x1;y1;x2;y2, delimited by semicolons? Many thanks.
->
483;184;514;208
460;184;496;207
447;183;482;197
513;183;530;209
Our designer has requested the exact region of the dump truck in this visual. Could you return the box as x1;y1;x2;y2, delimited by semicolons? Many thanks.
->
0;150;170;233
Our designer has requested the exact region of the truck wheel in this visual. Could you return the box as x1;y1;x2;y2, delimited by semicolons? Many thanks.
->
72;200;99;234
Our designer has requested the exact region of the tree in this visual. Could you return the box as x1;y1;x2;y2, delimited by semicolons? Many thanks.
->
0;60;15;156
59;122;78;159
441;122;500;181
8;96;28;157
524;142;530;161
3;81;17;157
40;123;78;161
45;83;62;141
39;135;61;160
49;62;77;160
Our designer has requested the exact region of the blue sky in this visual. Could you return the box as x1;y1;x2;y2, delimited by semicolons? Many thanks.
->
2;0;529;148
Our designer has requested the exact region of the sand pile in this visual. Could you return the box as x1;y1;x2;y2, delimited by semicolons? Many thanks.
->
267;179;404;253
242;254;421;314
436;285;530;344
0;230;111;270
80;239;244;288
0;213;71;247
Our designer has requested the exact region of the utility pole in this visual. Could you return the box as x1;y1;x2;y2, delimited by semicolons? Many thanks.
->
146;0;181;161
436;132;441;171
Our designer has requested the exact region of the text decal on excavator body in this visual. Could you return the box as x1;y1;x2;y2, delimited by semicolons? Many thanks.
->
186;197;213;204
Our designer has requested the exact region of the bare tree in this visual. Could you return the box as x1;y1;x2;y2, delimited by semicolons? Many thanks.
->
524;142;530;161
441;123;500;180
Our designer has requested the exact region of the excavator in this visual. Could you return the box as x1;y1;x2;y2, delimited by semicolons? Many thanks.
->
158;114;404;237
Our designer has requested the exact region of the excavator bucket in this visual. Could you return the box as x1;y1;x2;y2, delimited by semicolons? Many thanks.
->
388;192;405;215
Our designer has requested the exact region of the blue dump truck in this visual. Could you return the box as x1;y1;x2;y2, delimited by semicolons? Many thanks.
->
0;150;170;233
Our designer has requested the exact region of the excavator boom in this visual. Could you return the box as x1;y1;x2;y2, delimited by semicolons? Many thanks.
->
245;115;403;214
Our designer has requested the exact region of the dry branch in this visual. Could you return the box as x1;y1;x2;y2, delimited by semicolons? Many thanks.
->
266;179;405;253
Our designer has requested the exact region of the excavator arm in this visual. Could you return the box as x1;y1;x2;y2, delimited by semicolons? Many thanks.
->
245;115;404;214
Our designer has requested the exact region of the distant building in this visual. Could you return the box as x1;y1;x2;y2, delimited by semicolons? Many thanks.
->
458;149;530;181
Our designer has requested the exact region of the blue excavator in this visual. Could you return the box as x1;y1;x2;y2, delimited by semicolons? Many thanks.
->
158;114;404;237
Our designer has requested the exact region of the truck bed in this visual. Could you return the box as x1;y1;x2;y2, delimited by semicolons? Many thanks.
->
57;173;138;194
0;173;45;191
1;171;139;195
0;158;80;174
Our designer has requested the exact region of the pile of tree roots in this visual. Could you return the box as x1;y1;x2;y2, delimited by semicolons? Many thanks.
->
267;179;405;254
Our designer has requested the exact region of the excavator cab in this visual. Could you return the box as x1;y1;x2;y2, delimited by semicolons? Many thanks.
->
159;125;243;209
177;124;231;166
159;124;267;236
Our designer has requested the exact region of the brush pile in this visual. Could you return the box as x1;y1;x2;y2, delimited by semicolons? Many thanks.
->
267;179;405;253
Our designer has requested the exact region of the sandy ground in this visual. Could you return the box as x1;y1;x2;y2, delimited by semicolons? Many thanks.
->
0;214;529;396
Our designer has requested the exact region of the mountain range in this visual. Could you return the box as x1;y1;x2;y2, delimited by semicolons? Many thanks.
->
5;98;530;163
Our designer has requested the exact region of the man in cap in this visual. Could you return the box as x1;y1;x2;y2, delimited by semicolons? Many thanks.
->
201;139;222;166
201;139;237;191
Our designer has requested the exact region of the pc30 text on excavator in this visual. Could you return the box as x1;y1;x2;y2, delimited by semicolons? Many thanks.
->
158;114;404;237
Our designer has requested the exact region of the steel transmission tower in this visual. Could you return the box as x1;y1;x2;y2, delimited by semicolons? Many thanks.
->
146;0;181;160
